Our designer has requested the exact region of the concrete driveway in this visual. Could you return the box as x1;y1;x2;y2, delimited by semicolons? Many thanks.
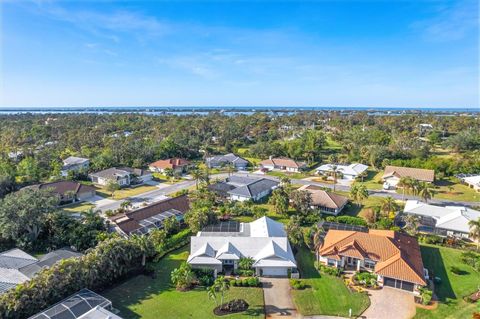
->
361;287;416;319
261;278;298;318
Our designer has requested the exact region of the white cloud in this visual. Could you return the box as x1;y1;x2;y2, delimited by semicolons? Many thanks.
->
412;0;478;41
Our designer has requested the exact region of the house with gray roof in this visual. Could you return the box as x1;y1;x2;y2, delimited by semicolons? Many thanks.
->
188;216;297;277
208;175;278;202
0;248;82;294
402;200;480;239
206;153;249;170
61;156;90;177
89;167;152;187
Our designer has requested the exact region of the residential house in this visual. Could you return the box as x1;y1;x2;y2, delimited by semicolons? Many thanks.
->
459;174;480;192
206;153;249;170
318;229;427;293
89;167;152;187
0;248;82;294
188;216;297;277
29;289;123;319
208;175;279;202
61;156;90;177
382;165;435;189
149;158;190;174
402;200;480;239
316;163;368;180
259;157;307;172
109;195;189;236
25;181;96;204
298;185;348;215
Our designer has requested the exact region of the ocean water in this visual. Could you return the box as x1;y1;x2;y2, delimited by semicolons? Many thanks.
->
0;106;478;116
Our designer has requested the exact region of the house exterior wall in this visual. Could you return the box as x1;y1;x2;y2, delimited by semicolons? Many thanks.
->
190;263;223;273
77;190;96;201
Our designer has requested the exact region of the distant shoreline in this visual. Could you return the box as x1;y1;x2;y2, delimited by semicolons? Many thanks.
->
0;106;478;115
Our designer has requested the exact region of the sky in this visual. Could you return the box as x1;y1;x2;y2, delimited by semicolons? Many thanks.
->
0;0;478;108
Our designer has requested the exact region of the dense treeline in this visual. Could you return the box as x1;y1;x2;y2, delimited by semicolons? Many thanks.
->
0;112;478;196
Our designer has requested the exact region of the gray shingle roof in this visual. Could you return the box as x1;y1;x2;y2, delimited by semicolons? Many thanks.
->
227;176;278;198
207;153;248;166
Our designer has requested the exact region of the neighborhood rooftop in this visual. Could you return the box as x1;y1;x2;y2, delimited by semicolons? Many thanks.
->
320;229;426;286
28;289;120;319
383;165;435;182
403;200;480;234
299;185;348;210
110;195;189;235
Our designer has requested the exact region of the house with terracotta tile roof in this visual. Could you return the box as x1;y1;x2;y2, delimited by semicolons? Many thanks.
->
259;156;307;172
318;229;427;293
149;158;191;174
298;185;348;215
382;165;435;189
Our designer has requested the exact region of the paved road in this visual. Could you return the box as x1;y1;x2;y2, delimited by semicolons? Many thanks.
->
93;171;479;213
93;173;231;212
240;172;480;208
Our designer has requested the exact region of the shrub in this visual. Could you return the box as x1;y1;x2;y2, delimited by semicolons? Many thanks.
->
230;279;237;286
418;234;443;245
247;277;259;287
419;287;433;305
353;272;378;288
335;216;368;226
319;264;342;277
237;269;254;277
242;279;249;286
290;279;306;290
235;279;242;286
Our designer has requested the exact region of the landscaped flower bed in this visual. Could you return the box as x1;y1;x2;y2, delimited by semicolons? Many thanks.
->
213;299;249;316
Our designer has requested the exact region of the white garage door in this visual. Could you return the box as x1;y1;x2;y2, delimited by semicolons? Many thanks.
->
261;267;288;277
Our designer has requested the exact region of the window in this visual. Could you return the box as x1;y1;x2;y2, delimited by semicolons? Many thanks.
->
364;260;375;269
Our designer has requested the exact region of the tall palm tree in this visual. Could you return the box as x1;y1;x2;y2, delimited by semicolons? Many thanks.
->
398;177;412;200
468;218;480;251
329;165;343;192
190;168;203;190
418;182;435;203
350;184;369;207
312;225;325;269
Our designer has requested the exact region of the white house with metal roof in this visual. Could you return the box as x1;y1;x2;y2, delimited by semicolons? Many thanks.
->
403;200;480;239
187;216;297;277
316;163;368;180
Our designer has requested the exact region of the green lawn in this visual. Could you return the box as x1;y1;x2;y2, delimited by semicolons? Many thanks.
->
414;245;480;319
266;170;310;180
354;170;384;190
342;195;388;220
103;246;264;319
433;179;480;202
291;246;370;317
61;201;95;214
96;185;158;200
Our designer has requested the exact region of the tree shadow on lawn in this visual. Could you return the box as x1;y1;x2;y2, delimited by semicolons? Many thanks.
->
420;246;456;302
102;247;188;319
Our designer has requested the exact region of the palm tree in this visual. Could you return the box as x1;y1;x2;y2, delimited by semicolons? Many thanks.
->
380;196;399;216
207;284;218;307
398;177;412;200
418;182;435;203
238;257;254;270
350;184;369;207
468;218;480;251
312;225;325;269
190;168;203;190
404;214;420;236
215;276;230;309
329;165;343;192
120;200;132;211
131;234;153;267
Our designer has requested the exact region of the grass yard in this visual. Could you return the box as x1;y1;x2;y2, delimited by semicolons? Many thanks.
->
354;170;384;190
103;246;264;319
96;185;158;200
342;195;387;220
266;170;310;180
433;179;480;202
414;245;480;319
61;201;95;214
291;246;370;317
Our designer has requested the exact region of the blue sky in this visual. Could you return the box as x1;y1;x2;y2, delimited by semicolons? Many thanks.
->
1;0;478;108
